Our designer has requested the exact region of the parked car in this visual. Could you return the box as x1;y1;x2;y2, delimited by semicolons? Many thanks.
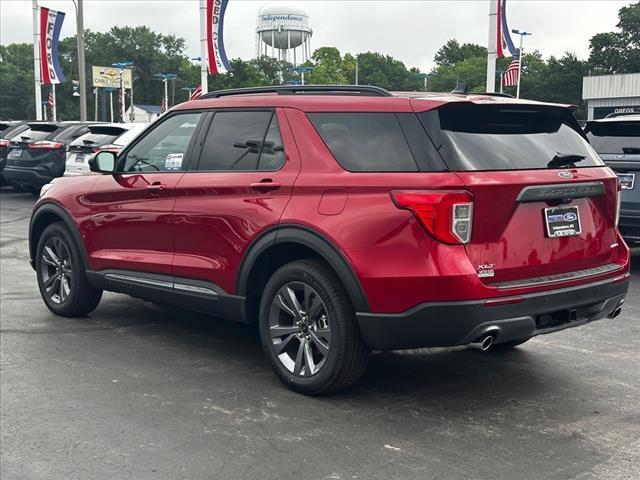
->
4;122;90;194
29;86;630;395
0;121;29;185
64;123;149;177
585;114;640;246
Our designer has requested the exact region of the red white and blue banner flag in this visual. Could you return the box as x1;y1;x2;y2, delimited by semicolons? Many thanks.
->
190;85;203;100
206;0;232;75
496;0;517;58
39;7;65;84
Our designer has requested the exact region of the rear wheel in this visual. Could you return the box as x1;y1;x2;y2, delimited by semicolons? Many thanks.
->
259;259;370;395
36;222;103;317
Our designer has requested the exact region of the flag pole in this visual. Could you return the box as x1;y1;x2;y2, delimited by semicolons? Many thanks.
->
485;0;499;93
512;29;531;99
199;0;208;94
32;0;43;120
51;84;57;121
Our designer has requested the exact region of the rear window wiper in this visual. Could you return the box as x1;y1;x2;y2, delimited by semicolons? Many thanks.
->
547;153;585;168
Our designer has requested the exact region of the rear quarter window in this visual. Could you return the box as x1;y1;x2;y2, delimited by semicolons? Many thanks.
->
419;104;604;171
308;112;419;172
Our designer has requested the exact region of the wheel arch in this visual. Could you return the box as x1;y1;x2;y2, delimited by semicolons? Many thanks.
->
237;225;370;324
29;203;89;271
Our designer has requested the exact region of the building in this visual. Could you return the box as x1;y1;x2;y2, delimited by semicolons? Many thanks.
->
582;73;640;120
125;104;162;123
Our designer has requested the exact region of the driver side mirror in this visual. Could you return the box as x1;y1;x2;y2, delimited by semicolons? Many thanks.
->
89;151;117;174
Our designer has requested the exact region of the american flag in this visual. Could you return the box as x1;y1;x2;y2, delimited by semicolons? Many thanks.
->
190;85;203;100
48;91;54;108
160;95;168;113
503;58;520;87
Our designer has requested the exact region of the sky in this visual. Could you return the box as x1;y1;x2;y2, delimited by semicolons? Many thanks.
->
0;0;629;71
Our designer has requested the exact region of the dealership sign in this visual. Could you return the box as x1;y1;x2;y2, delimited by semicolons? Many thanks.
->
593;106;640;119
39;7;65;84
92;66;133;89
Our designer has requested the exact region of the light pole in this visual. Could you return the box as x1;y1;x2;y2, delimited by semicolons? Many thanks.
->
112;61;133;122
416;72;434;92
355;53;359;85
511;29;532;99
289;66;314;86
71;0;87;120
181;86;196;100
496;69;505;94
154;73;178;111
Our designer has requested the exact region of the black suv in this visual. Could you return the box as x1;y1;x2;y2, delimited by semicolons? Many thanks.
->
585;114;640;245
4;122;90;194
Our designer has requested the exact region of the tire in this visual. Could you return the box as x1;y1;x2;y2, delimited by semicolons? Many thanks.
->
9;181;25;192
493;337;531;349
35;222;103;317
259;259;370;395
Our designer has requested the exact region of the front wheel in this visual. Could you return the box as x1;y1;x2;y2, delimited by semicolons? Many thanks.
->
35;222;103;317
259;259;370;395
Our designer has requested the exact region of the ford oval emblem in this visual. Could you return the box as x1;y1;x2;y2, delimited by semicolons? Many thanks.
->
563;212;578;221
557;171;572;179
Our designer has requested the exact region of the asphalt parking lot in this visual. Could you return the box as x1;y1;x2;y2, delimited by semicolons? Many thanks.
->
1;187;639;480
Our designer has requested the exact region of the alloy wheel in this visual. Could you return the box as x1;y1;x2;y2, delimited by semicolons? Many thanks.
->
40;236;73;304
268;281;331;377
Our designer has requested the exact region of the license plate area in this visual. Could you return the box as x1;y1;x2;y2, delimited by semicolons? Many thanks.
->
75;153;85;163
544;205;581;238
618;173;635;190
10;148;23;158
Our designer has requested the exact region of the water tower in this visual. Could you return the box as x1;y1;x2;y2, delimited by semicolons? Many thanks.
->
256;3;313;65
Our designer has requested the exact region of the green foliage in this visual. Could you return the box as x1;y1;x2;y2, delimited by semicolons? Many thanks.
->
434;39;487;68
589;1;640;74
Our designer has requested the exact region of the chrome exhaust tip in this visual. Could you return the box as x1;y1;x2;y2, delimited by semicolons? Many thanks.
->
608;307;622;319
470;334;495;351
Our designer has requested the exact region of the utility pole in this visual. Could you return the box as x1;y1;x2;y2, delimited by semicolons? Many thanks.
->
32;0;42;120
355;54;359;85
74;0;87;120
512;29;532;99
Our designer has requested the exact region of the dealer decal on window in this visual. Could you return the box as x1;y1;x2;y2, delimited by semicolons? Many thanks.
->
165;153;183;171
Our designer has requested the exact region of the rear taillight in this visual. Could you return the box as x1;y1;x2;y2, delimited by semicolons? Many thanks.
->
391;190;474;244
29;141;64;150
0;139;9;148
615;177;622;227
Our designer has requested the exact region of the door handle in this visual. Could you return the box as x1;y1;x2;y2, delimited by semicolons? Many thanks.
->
147;182;167;192
250;180;281;192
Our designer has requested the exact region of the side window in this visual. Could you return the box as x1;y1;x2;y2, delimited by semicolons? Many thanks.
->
122;112;202;172
258;115;285;171
308;113;419;172
197;111;276;171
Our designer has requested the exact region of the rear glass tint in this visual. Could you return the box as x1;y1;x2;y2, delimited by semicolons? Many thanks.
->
419;104;603;171
71;131;122;147
308;113;419;172
53;125;90;142
585;121;640;155
11;128;52;142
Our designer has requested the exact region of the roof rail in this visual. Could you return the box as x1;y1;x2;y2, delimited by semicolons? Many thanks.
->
467;92;515;98
199;85;393;99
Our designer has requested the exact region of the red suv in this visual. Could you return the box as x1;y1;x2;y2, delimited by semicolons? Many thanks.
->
29;86;630;395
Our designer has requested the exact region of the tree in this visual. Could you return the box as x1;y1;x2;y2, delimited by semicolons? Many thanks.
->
434;39;487;68
589;1;640;74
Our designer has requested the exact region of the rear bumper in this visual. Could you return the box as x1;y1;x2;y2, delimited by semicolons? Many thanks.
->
3;166;56;189
356;275;630;350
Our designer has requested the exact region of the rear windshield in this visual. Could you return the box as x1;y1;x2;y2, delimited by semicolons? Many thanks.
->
308;113;420;172
419;104;603;171
585;121;640;155
114;126;146;146
11;128;52;142
71;130;122;147
1;124;27;140
52;125;90;143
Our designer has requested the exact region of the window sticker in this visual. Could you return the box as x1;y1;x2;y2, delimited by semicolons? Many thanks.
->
165;153;183;171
